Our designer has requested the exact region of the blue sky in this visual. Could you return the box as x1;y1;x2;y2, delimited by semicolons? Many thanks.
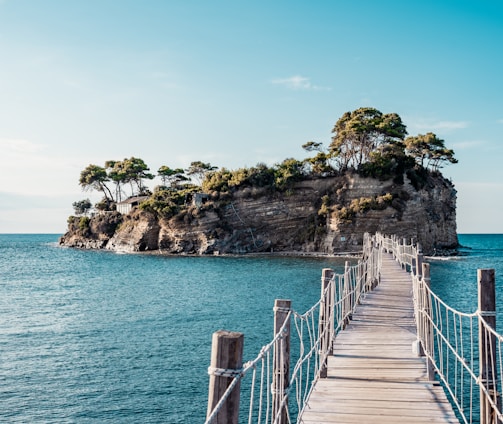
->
0;0;502;233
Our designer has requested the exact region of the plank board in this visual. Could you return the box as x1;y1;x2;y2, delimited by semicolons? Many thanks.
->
298;254;459;423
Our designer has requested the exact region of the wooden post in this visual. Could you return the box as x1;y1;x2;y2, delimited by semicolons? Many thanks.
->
422;263;435;381
373;241;380;289
206;330;244;424
416;244;423;279
343;261;351;328
319;269;335;378
478;269;498;424
356;262;361;303
367;240;373;289
402;238;407;268
273;299;291;424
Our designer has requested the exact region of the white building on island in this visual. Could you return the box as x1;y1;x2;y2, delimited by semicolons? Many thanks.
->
116;196;149;215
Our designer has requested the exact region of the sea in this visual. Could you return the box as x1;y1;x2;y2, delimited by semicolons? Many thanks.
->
0;234;502;423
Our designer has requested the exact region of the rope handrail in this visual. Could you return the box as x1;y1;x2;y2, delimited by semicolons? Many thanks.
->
205;232;502;424
380;232;502;424
205;232;381;423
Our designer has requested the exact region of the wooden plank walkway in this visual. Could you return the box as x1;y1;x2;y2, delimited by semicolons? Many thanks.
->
299;253;459;423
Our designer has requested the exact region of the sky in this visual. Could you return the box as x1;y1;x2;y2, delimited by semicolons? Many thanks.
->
0;0;502;234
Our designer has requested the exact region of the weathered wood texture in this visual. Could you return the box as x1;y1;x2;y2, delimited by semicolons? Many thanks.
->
206;330;244;424
273;299;291;423
478;268;498;424
299;254;459;423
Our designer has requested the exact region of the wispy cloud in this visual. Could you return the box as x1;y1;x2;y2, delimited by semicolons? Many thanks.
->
450;140;484;150
271;75;330;91
419;121;468;131
407;119;469;133
497;119;503;124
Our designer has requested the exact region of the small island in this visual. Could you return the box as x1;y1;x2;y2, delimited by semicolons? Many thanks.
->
59;107;458;256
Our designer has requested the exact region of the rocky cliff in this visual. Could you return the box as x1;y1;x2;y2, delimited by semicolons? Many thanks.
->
59;172;458;256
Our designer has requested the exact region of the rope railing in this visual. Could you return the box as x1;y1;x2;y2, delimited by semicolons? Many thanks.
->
205;232;501;424
379;233;501;424
204;233;382;424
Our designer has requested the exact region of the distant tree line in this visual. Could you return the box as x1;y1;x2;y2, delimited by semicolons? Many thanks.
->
72;107;458;217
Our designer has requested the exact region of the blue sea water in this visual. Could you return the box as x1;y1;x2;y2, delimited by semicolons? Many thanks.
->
0;235;349;423
0;234;502;423
428;234;503;319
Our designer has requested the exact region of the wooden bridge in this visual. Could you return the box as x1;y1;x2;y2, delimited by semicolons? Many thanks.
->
205;233;501;424
299;253;458;423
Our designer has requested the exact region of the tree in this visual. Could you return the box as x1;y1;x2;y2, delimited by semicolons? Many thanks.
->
302;141;324;152
106;157;154;199
359;141;415;182
329;107;408;171
79;164;113;201
105;160;126;202
302;141;333;175
274;158;304;189
121;157;154;195
72;199;92;216
186;161;217;186
404;133;458;171
158;166;188;188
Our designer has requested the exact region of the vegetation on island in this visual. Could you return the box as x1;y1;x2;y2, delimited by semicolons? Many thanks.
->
71;107;458;222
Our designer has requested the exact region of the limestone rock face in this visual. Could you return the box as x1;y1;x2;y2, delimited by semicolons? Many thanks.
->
323;174;457;254
59;173;457;255
105;211;160;252
59;211;123;249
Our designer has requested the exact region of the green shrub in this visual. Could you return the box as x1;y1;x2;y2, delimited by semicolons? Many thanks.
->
318;195;330;216
202;168;232;192
358;145;416;183
78;216;90;231
274;158;304;190
335;193;393;222
406;167;429;190
337;206;355;222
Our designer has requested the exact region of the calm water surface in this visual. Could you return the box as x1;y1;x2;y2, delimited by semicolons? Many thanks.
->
0;234;348;423
1;234;502;423
428;234;503;319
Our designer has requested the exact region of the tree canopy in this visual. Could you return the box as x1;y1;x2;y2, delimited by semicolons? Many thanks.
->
79;164;114;201
158;166;188;188
79;157;154;204
73;106;458;217
72;198;92;216
404;132;458;171
186;161;217;185
329;107;408;171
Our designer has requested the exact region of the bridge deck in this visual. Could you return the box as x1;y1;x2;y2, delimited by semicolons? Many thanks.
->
299;253;459;423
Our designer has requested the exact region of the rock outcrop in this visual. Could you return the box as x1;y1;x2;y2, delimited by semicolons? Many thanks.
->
59;172;458;255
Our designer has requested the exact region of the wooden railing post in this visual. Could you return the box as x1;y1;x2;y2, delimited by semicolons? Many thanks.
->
478;269;499;424
273;299;291;423
422;263;435;381
343;261;351;329
206;330;244;424
372;241;379;289
401;238;407;268
319;268;335;378
416;244;423;280
367;240;373;289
